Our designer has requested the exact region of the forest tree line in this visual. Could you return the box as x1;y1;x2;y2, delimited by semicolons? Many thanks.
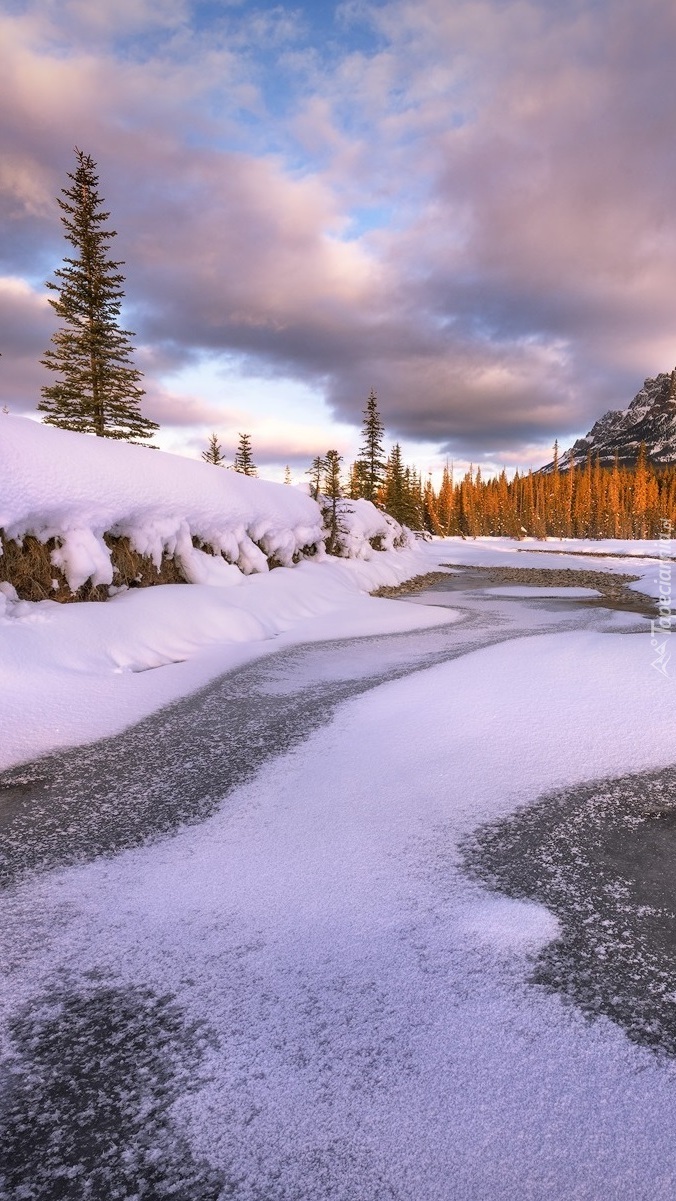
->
349;442;676;540
325;392;676;539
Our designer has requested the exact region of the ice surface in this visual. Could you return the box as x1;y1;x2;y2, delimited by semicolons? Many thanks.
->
2;619;676;1199
3;419;675;1196
0;528;664;772
0;547;460;771
474;585;602;598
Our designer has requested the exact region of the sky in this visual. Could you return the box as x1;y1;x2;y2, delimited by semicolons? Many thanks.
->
2;0;676;481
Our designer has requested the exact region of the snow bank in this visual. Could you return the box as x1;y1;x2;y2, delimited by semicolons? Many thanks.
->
323;496;411;557
0;416;326;589
0;537;453;770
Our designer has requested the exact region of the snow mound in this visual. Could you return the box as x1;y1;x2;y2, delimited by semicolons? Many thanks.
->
0;418;409;593
322;496;412;558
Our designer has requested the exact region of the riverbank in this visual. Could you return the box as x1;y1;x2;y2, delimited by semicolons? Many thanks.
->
373;561;657;615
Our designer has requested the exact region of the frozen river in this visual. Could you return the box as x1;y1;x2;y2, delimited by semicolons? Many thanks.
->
2;575;676;1201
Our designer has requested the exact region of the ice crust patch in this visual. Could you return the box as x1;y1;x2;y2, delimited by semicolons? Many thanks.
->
3;622;676;1198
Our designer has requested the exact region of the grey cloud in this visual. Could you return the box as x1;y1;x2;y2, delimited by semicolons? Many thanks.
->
0;280;55;411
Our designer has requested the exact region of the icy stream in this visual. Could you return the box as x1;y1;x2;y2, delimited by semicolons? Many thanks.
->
0;577;638;889
2;579;675;1201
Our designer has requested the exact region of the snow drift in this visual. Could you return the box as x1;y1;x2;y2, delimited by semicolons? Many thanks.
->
0;417;408;596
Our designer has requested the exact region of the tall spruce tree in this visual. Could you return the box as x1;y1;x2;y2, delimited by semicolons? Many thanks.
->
357;389;386;502
234;432;257;476
383;442;406;523
39;149;157;442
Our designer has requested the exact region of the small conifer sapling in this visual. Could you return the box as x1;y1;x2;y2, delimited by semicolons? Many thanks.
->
306;455;327;500
234;432;257;476
357;389;386;502
202;432;226;466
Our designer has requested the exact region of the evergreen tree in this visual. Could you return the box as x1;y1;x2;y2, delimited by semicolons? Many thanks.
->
306;455;327;500
38;148;157;442
284;465;292;485
437;462;455;535
561;460;574;537
548;439;566;538
323;450;344;554
383;443;407;523
347;459;368;500
423;473;441;534
412;453;676;541
632;443;649;536
234;432;257;476
402;465;424;529
357;389;386;502
202;432;226;466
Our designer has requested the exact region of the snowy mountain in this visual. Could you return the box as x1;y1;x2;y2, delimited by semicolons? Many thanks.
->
547;370;676;470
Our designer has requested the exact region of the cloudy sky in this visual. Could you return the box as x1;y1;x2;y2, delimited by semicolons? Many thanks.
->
2;0;676;479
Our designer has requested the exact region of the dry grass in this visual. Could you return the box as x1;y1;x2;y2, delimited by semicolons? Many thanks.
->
0;529;303;603
0;535;73;602
105;535;185;590
0;531;186;603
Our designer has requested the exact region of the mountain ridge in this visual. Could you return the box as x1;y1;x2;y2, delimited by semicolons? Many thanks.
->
545;369;676;471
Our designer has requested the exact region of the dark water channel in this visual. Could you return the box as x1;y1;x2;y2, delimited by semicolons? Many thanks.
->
463;763;676;1058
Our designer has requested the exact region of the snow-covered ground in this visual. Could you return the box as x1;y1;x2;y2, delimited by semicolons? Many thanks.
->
2;546;676;1199
3;417;676;1198
1;418;671;770
0;416;446;769
0;545;458;772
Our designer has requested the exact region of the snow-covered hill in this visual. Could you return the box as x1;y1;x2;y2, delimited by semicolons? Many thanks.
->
0;417;407;597
546;370;676;470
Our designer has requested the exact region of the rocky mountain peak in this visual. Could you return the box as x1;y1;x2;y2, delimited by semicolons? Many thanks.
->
547;369;676;471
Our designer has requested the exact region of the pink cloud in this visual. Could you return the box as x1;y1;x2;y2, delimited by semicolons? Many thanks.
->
3;0;676;462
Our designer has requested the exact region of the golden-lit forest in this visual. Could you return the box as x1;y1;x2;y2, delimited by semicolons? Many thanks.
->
353;444;676;539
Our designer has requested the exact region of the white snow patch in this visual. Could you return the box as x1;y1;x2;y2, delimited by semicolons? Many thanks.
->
453;897;561;951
